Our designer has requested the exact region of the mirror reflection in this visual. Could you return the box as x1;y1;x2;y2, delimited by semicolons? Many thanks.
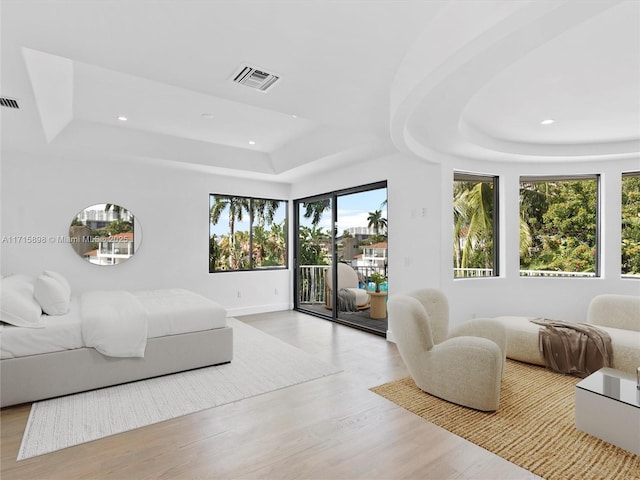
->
69;204;141;265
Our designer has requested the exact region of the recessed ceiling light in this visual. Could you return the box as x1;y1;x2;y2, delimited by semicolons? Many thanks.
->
201;113;214;119
540;119;554;125
291;114;297;118
248;140;256;145
117;116;128;122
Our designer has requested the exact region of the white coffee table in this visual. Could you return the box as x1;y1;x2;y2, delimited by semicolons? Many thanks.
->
575;367;640;455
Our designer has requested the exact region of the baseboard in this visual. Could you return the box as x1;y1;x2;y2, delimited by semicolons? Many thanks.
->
227;302;292;317
386;328;396;343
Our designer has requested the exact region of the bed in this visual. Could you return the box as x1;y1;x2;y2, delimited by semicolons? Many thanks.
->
0;272;233;408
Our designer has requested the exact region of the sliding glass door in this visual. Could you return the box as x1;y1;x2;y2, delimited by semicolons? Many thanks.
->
294;194;334;319
294;182;388;336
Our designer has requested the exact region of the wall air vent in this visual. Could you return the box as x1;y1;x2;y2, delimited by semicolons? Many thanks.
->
0;97;20;109
232;65;280;92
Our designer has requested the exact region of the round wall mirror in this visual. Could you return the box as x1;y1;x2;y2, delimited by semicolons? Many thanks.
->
69;203;142;265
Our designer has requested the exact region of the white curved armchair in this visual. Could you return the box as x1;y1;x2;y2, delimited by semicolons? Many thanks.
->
388;289;506;411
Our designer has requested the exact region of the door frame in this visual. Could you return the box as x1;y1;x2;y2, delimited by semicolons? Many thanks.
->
293;181;387;334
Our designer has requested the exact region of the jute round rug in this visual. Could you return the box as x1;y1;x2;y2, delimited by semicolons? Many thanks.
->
370;360;639;480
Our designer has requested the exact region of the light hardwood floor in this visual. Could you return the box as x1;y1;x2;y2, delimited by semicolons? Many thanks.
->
0;311;539;480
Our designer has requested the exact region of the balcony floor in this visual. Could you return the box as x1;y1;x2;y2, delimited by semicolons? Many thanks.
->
297;303;387;337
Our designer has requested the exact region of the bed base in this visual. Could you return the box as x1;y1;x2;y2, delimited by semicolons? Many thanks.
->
0;326;233;408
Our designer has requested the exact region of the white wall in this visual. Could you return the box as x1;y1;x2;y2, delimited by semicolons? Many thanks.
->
2;148;638;326
0;150;292;316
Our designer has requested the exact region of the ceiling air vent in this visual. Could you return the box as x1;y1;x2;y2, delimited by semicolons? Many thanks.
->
0;97;20;109
232;65;280;92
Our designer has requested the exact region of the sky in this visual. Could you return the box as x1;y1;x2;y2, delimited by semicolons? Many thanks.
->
313;188;387;232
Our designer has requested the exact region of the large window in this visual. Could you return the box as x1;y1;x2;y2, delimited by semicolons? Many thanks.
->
519;175;599;277
453;172;498;278
209;195;287;272
622;172;640;277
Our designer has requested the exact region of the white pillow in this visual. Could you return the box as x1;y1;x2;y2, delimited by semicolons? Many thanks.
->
0;274;44;328
44;270;71;296
34;270;72;315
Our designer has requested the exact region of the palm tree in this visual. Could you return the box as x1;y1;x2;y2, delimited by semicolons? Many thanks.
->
454;180;534;275
104;204;130;221
104;203;122;216
302;199;331;226
210;196;250;236
463;182;493;269
230;230;250;270
266;220;287;266
453;182;494;272
367;209;387;235
520;217;533;259
212;234;231;271
209;234;221;272
252;199;282;226
299;225;330;265
210;196;251;269
252;225;268;266
453;183;468;271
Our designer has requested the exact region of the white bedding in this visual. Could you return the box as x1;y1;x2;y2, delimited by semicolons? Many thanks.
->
134;289;227;337
0;289;228;359
0;297;84;359
82;290;148;358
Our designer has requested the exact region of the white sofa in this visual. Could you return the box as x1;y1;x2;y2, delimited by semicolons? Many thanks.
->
479;294;640;375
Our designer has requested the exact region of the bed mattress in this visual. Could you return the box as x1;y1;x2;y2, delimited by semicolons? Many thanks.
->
1;297;84;359
0;289;227;359
135;289;226;337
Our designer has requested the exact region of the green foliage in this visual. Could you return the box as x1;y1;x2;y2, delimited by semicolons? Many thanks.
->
298;225;329;265
209;195;287;271
361;233;387;245
302;199;331;226
93;219;133;237
453;180;495;272
209;235;219;273
622;175;640;274
520;179;597;273
369;272;387;285
252;221;287;268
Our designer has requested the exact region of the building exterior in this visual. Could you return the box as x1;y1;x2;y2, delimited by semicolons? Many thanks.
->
352;241;388;277
84;232;134;265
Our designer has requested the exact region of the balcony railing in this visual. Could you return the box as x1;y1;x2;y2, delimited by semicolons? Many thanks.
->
301;265;630;304
519;270;596;278
454;268;597;278
298;264;387;304
454;268;493;278
298;265;327;304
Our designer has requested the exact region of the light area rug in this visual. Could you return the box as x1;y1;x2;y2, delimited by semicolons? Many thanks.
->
18;318;341;460
371;360;640;480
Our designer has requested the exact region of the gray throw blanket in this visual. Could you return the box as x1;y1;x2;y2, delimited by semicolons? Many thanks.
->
530;318;612;378
337;288;357;312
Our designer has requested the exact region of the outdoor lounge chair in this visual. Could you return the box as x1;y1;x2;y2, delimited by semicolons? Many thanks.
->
324;263;370;311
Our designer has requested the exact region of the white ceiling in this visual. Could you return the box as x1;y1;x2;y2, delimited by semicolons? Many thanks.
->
2;0;638;181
